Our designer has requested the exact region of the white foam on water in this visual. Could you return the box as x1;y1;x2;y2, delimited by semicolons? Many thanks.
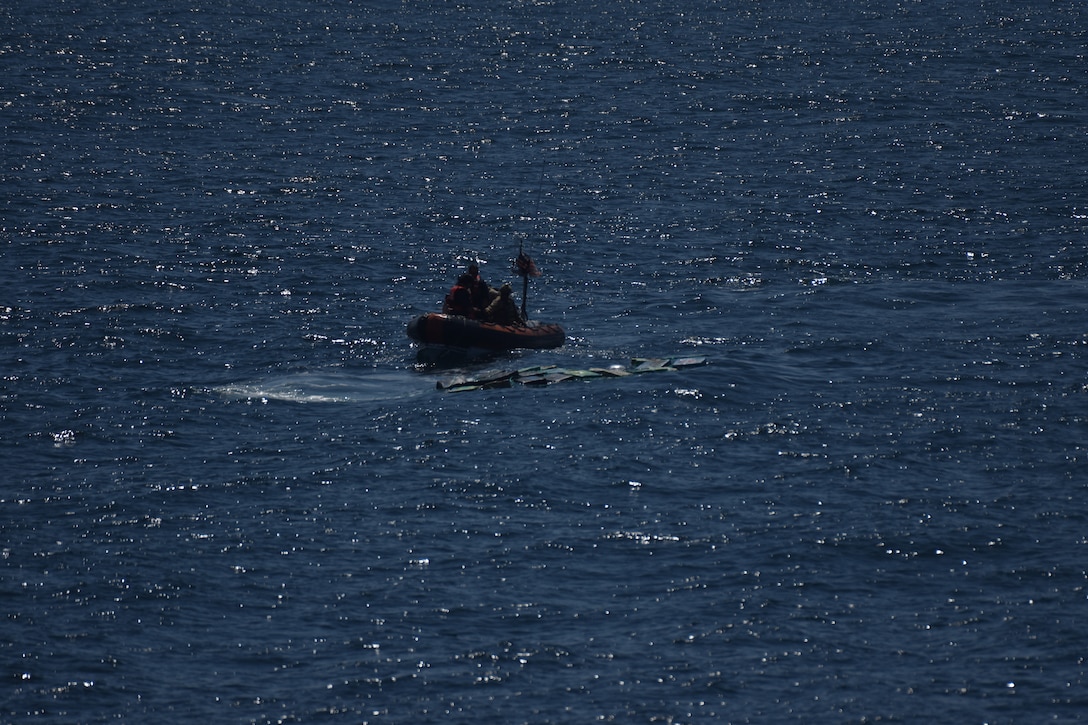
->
215;370;427;404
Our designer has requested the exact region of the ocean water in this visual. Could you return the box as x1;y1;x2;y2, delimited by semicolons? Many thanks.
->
3;0;1088;722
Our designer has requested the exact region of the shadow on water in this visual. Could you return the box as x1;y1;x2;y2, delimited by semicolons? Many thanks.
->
412;345;522;370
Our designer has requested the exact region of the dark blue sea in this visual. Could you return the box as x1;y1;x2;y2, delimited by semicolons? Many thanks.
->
4;0;1088;722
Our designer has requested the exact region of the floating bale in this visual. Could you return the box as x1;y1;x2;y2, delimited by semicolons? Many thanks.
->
437;357;707;392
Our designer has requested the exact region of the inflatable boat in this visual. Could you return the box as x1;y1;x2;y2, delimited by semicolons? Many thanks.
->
406;313;565;351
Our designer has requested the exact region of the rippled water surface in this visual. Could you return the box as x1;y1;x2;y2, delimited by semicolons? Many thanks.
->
4;0;1088;722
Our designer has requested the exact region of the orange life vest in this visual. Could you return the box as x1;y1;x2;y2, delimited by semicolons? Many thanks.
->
443;284;474;318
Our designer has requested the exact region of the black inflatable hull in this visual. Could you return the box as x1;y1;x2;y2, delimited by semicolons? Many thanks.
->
406;313;565;351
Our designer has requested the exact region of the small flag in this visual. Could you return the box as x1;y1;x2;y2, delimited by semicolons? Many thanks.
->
515;251;541;277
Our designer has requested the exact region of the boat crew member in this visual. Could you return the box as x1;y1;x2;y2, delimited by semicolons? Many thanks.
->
484;283;524;326
443;274;476;317
467;262;498;310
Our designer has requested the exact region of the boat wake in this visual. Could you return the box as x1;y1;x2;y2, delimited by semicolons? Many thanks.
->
214;370;426;404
